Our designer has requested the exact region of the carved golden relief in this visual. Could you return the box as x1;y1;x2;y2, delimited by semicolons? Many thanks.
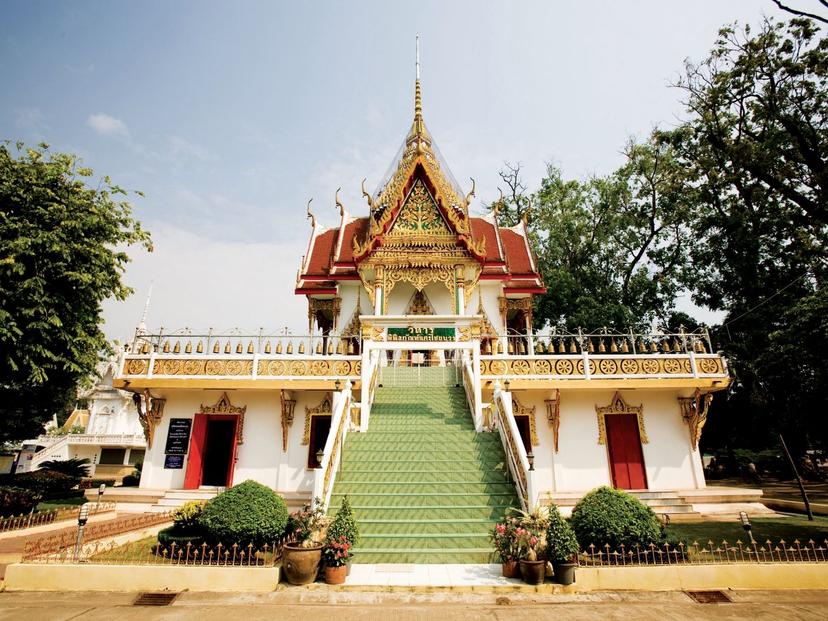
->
126;359;149;375
595;392;648;445
678;389;713;450
308;297;342;332
199;392;246;445
512;396;539;445
480;356;714;378
303;394;332;445
280;390;296;452
545;390;561;453
388;179;453;239
135;390;165;449
697;357;723;374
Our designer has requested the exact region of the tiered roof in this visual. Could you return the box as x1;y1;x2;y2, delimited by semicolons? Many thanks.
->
295;65;544;296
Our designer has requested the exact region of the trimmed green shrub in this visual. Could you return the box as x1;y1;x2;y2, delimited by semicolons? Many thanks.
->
546;505;579;563
197;480;289;548
157;525;204;548
569;486;662;550
0;471;78;498
0;486;40;517
326;495;359;547
173;501;205;530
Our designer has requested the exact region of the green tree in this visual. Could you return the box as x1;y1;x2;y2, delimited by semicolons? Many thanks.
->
492;132;694;333
671;17;828;455
0;142;151;443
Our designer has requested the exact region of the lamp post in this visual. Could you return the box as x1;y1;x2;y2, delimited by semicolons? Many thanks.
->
739;511;756;545
315;449;324;469
73;503;90;562
527;451;535;471
97;483;106;508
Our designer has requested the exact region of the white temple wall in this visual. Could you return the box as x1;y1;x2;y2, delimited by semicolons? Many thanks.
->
512;389;703;494
476;282;504;329
336;284;369;333
139;389;334;495
383;282;453;316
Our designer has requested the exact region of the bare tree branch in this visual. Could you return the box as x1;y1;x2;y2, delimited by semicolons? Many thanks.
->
771;0;828;24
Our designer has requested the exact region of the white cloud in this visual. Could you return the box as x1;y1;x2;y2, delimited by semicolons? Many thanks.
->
87;113;129;137
101;223;307;343
167;135;217;162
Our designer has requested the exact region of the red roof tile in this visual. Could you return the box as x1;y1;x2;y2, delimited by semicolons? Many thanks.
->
500;228;535;276
304;229;338;277
470;217;503;262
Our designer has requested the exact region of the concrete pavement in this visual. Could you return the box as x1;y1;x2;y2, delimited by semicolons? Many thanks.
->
0;589;826;620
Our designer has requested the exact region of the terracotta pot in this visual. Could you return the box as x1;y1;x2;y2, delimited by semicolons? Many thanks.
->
552;561;576;585
282;544;322;585
324;564;347;585
501;559;520;578
519;559;546;585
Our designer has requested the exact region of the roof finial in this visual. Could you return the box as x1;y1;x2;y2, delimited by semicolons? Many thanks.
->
306;198;316;229
416;34;420;81
335;187;345;217
137;282;153;335
412;34;424;138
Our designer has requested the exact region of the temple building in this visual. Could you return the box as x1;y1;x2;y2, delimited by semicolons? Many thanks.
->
114;53;749;561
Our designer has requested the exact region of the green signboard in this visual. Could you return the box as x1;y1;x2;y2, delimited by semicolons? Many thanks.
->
387;326;456;342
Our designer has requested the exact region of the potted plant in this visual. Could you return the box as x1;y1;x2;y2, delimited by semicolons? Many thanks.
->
491;517;520;578
546;505;579;585
516;526;546;584
511;505;549;585
326;496;359;575
322;535;352;584
283;499;329;585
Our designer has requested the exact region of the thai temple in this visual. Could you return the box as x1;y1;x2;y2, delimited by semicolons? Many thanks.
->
114;49;742;562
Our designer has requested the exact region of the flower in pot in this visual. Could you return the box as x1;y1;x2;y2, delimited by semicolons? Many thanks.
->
322;535;352;584
326;496;359;574
491;517;520;578
546;505;579;585
283;499;329;585
515;526;546;585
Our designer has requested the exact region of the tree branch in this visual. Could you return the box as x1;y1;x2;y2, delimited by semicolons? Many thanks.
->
771;0;828;24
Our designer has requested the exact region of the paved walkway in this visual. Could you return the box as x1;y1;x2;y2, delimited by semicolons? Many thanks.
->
0;589;826;620
348;563;524;587
710;478;828;504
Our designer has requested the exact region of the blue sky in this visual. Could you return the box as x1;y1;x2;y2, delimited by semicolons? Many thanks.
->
1;1;782;340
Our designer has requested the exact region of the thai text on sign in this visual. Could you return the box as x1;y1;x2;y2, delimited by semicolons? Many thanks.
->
387;326;455;341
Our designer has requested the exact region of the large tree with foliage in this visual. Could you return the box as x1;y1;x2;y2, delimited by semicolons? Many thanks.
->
491;132;694;332
668;17;828;456
0;142;151;443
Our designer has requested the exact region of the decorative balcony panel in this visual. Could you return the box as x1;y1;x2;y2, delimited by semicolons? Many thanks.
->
480;353;727;380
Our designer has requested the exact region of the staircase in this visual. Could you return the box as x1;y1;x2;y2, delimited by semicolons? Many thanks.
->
543;490;701;521
330;379;518;563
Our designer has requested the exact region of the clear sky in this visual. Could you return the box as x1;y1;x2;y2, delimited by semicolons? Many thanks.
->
1;1;785;341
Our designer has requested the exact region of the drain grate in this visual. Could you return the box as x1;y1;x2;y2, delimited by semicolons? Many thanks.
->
133;592;179;606
685;590;731;604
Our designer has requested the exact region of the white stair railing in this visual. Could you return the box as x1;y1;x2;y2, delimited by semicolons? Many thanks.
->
312;381;353;511
492;383;537;511
461;353;484;432
359;350;380;432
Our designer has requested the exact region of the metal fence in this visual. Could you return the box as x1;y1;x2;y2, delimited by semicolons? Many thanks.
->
22;511;173;561
1;502;116;534
578;539;828;566
24;532;296;568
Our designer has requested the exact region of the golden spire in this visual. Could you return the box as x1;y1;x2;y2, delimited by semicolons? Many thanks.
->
407;34;430;149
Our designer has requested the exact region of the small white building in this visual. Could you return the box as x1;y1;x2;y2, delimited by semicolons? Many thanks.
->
17;358;146;480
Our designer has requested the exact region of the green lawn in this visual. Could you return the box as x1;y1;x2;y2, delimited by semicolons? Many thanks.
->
89;536;277;566
666;515;828;545
36;496;87;512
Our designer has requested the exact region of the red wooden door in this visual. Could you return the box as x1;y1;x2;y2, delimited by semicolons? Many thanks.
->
605;414;647;490
183;414;207;489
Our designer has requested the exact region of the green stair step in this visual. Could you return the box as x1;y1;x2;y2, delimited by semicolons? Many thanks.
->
339;460;507;471
353;549;496;564
331;506;514;520
333;483;517;494
330;493;516;508
358;534;490;549
355;519;497;536
336;471;509;484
